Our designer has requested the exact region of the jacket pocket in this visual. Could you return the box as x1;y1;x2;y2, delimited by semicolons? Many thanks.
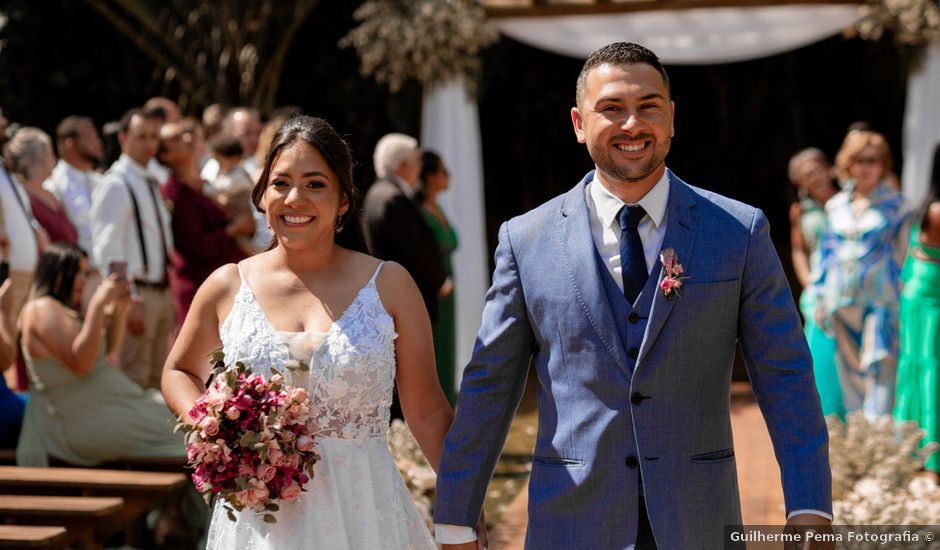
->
533;456;584;467
690;448;735;463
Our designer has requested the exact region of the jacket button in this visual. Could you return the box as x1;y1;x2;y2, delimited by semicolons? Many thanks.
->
631;391;647;405
628;312;640;324
625;456;639;469
627;348;639;359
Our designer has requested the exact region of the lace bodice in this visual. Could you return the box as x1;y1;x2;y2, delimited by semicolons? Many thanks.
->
219;263;397;441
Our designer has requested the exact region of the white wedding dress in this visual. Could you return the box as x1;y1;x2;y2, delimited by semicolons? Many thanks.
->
206;262;436;549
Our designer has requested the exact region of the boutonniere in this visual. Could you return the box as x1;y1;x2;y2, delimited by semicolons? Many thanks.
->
659;248;686;300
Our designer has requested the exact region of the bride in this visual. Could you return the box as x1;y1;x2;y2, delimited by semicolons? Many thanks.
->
162;116;457;549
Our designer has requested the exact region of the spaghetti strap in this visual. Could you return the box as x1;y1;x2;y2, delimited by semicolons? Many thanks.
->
368;261;385;285
235;262;247;284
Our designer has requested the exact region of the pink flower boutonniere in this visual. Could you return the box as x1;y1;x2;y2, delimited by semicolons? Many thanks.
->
659;248;687;300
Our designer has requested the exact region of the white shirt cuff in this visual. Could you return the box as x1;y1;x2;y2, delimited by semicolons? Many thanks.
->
787;509;833;521
434;523;477;544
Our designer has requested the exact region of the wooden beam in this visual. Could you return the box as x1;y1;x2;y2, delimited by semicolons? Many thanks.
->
484;0;861;18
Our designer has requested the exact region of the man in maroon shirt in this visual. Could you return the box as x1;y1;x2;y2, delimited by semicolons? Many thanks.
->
157;121;252;328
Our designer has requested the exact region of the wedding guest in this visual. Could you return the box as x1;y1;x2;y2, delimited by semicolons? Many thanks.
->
788;148;842;418
91;107;175;389
810;130;909;417
44;116;105;254
6;128;78;245
0;110;42;394
894;143;940;475
418;150;458;405
157;122;247;327
16;243;184;467
205;134;256;255
200;107;263;182
363;133;450;324
202;103;226;143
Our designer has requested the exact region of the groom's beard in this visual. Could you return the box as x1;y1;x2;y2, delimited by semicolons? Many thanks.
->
590;134;671;184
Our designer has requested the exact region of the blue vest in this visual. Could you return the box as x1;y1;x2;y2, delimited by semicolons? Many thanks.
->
593;247;662;519
593;249;661;374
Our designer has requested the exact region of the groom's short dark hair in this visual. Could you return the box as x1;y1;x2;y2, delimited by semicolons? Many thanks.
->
576;42;671;106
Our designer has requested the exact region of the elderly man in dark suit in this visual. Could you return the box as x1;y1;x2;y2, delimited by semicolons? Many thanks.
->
362;133;451;321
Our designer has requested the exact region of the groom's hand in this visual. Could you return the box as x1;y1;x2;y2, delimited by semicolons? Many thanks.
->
441;514;488;550
783;513;834;550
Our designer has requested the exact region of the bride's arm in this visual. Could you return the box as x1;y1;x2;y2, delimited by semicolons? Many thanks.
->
379;261;454;471
161;264;240;423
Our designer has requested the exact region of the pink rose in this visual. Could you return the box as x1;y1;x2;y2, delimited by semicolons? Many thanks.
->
279;482;302;501
225;407;240;420
188;403;208;424
660;277;679;294
237;463;255;478
257;464;277;483
200;416;220;437
296;435;316;452
268;447;283;465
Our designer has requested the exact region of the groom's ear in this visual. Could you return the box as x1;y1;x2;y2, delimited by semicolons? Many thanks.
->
571;107;587;144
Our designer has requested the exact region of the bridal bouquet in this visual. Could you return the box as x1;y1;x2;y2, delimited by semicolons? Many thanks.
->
179;350;319;523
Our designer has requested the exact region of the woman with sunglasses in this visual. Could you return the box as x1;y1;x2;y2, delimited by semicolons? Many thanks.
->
808;130;910;417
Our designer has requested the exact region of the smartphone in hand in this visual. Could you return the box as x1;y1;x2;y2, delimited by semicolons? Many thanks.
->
107;259;139;300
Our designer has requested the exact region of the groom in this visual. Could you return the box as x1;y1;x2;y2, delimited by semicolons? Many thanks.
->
433;43;832;549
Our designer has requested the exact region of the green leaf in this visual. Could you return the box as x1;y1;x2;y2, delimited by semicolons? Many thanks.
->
226;509;237;522
265;503;280;512
239;431;257;447
262;513;277;524
234;477;250;490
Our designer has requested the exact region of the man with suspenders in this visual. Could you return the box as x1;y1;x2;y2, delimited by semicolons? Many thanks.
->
91;108;175;389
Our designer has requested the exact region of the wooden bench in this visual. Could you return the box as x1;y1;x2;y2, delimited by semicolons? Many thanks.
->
0;467;186;545
0;495;123;550
0;525;68;549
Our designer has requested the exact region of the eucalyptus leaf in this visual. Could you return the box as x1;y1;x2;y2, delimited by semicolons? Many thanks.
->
263;513;277;524
266;503;280;512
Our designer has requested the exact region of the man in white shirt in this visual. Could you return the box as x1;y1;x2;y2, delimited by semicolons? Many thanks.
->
44;116;104;256
434;43;832;549
91;108;175;389
142;98;182;185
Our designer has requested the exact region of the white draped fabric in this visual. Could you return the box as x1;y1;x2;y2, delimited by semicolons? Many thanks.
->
420;78;489;391
494;5;864;64
902;44;940;206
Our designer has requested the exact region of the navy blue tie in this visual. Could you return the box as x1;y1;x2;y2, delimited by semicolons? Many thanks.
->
618;205;648;304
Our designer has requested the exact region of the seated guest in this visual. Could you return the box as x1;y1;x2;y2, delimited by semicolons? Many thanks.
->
157;122;247;327
15;243;184;466
4;127;77;245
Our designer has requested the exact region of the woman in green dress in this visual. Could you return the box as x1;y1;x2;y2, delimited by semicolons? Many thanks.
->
16;243;185;467
419;151;458;405
894;145;940;474
788;148;843;417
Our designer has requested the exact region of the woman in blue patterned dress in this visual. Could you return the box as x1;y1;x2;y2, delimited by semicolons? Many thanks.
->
809;130;910;417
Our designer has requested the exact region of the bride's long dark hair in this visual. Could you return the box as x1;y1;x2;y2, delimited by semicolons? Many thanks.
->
251;115;366;253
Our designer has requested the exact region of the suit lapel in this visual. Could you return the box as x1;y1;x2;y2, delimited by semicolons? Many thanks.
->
637;172;699;365
557;173;629;369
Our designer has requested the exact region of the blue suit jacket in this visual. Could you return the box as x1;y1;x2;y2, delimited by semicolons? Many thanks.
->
434;171;831;549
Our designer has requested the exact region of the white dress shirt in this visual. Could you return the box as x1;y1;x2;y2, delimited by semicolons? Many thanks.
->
587;171;670;287
43;160;99;254
91;154;174;280
435;170;829;544
0;161;38;271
